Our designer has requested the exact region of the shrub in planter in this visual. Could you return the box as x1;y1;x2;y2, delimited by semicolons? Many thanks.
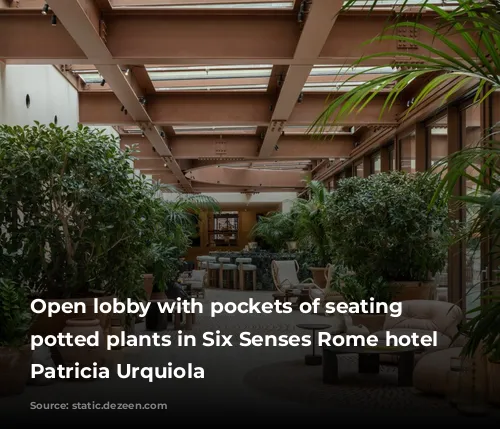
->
326;171;451;300
0;124;159;335
0;279;34;396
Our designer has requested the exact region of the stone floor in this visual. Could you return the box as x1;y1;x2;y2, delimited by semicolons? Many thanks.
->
0;289;497;424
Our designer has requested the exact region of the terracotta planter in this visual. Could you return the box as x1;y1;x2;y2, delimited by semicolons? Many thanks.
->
30;296;114;338
350;313;386;334
390;281;433;302
309;266;327;289
143;274;154;300
488;359;500;405
0;345;32;396
58;318;104;367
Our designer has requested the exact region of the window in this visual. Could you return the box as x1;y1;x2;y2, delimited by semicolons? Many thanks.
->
148;64;272;92
210;212;239;247
399;131;416;173
388;145;396;171
462;103;482;315
371;152;381;175
426;115;447;174
354;162;363;177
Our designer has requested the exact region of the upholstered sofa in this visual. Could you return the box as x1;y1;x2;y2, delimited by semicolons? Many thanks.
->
372;300;464;362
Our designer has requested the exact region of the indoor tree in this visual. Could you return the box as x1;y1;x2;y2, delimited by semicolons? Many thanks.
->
144;187;219;292
312;0;500;359
0;123;159;300
249;210;297;252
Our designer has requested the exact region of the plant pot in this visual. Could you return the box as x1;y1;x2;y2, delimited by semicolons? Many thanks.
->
30;296;114;338
390;281;433;302
146;290;168;331
350;313;386;334
143;274;154;300
58;318;105;368
286;241;298;251
309;266;327;289
488;359;500;405
0;345;32;396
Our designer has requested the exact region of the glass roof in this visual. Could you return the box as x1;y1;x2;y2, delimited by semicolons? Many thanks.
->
149;65;272;92
283;125;356;135
346;0;458;8
173;126;257;135
303;65;396;93
226;160;312;171
111;1;293;10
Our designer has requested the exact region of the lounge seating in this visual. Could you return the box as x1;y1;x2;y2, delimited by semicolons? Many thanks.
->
372;300;463;362
186;270;206;298
308;264;343;305
271;260;317;300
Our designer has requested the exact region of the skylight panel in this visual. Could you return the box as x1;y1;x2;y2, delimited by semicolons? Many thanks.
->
149;65;272;92
111;1;293;10
173;126;257;135
283;125;354;135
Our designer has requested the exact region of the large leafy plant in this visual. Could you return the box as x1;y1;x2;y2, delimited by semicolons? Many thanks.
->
250;210;297;251
313;0;500;360
0;123;158;300
0;278;33;347
326;171;451;283
144;190;219;292
293;180;332;267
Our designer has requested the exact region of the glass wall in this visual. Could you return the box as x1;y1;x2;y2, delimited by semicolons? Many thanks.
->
399;131;416;173
427;115;447;173
426;115;448;295
388;145;396;171
462;103;482;315
371;152;381;174
354;162;363;177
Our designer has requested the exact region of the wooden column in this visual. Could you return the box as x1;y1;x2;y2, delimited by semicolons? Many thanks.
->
415;122;427;171
447;105;465;307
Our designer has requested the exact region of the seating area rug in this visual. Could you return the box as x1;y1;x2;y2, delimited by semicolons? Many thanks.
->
243;355;452;412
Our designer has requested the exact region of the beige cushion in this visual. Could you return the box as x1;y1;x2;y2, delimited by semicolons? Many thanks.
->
413;347;462;395
383;300;463;339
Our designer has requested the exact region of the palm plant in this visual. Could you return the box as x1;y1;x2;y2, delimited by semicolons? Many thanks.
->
312;0;500;360
293;180;332;267
145;187;219;292
250;210;297;251
313;0;499;132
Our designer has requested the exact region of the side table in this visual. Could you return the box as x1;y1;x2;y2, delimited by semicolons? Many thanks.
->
296;323;332;365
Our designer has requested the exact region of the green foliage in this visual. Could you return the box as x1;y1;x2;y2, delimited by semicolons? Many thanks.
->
337;272;392;304
325;172;451;285
0;124;171;300
293;180;332;266
312;0;500;359
0;279;33;347
144;191;219;292
250;181;332;265
250;210;297;251
313;0;500;134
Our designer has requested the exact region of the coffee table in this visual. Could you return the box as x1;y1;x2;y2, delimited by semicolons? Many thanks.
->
296;323;332;365
322;342;420;386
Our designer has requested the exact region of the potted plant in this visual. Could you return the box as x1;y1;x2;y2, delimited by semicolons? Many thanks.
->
333;271;392;333
0;123;156;336
293;181;332;289
250;210;298;253
325;172;451;300
0;279;34;396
